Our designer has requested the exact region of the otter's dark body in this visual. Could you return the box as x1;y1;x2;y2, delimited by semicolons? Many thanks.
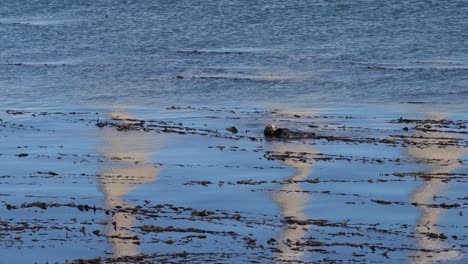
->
264;125;315;139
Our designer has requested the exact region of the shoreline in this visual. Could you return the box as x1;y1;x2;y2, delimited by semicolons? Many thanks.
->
0;105;466;263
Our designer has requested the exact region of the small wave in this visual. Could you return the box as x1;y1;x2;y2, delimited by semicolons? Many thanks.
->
191;75;279;81
177;50;245;55
414;60;467;66
176;48;278;56
402;101;434;104
188;74;292;82
448;91;468;95
0;63;68;67
364;65;468;72
352;58;468;72
188;69;298;82
0;18;83;26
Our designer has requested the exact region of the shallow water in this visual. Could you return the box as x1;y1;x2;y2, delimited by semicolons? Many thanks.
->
0;105;466;263
0;0;467;108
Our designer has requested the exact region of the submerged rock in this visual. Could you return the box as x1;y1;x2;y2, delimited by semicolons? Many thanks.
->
264;124;315;139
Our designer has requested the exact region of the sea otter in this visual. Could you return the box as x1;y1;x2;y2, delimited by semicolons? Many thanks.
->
264;124;315;139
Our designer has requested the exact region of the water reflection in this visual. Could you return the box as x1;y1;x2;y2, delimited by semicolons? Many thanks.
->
407;112;465;263
268;108;317;262
97;110;159;257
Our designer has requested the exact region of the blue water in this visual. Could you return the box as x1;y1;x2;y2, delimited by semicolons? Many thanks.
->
0;0;467;109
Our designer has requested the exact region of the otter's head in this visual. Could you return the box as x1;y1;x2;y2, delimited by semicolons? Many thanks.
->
264;124;277;137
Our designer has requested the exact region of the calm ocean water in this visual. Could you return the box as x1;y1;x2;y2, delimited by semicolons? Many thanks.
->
0;0;467;109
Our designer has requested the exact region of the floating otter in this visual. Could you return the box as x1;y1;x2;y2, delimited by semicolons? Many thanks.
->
264;124;315;139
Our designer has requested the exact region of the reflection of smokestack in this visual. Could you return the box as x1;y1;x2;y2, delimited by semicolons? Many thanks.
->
98;110;159;258
274;144;313;221
273;144;314;262
268;108;317;262
407;112;465;263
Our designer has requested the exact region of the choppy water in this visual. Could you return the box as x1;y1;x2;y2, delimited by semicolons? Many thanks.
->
0;0;467;108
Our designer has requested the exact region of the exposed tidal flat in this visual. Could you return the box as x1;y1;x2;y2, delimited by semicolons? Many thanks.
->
0;104;466;263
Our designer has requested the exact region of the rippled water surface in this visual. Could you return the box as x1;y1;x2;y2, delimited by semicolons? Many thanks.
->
0;0;467;108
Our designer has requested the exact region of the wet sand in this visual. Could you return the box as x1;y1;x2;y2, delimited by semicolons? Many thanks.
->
0;105;466;263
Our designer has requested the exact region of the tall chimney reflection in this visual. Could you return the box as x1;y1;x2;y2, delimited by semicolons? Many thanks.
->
97;110;159;257
407;112;465;263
